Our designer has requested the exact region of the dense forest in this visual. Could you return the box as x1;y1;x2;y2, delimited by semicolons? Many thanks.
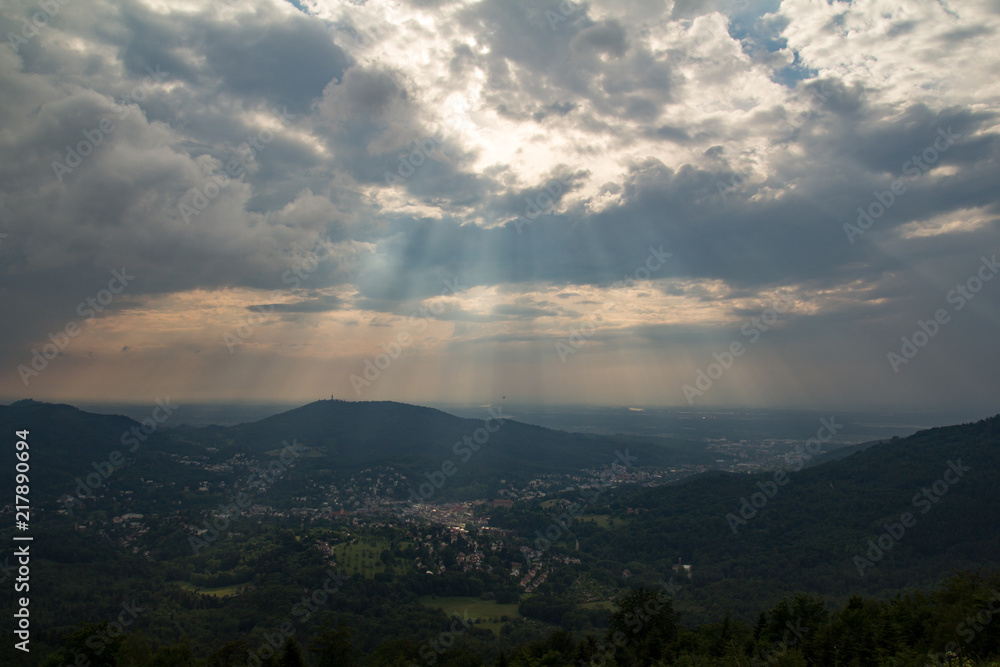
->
31;570;1000;666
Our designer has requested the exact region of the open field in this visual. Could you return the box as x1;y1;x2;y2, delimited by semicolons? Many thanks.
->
176;582;246;598
330;537;393;577
579;600;615;611
578;514;612;528
419;595;523;634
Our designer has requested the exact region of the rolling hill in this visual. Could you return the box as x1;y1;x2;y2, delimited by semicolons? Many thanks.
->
0;398;716;508
567;414;1000;621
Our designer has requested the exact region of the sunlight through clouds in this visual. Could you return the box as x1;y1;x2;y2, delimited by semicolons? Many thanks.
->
0;0;997;412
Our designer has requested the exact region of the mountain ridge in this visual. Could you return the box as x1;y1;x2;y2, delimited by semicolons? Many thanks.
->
0;398;717;507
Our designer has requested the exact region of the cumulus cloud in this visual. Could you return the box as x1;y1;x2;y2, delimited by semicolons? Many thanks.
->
0;0;997;411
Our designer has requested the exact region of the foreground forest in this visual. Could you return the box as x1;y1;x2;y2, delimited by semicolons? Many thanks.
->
34;570;1000;666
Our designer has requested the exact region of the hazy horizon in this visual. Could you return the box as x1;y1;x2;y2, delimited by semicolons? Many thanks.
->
6;397;990;441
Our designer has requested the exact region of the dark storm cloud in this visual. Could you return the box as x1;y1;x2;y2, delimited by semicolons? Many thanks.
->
117;2;350;113
1;0;998;410
0;0;361;337
343;87;1000;309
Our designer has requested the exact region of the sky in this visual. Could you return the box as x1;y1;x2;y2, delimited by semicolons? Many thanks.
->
0;0;998;413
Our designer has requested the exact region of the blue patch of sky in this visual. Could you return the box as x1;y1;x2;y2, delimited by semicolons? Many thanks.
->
726;0;818;87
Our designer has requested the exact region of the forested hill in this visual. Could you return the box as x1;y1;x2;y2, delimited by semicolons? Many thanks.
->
0;398;715;505
575;414;1000;619
200;398;716;471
